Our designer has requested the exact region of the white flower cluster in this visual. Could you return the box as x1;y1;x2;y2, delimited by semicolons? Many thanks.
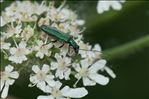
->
97;0;125;14
0;1;115;99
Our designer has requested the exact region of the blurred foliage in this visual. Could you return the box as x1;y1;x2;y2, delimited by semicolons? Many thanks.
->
0;0;149;99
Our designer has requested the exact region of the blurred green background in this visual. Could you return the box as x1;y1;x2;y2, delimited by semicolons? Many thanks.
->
1;0;149;99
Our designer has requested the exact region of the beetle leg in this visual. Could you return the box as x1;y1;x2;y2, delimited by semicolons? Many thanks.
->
67;45;75;56
59;43;65;48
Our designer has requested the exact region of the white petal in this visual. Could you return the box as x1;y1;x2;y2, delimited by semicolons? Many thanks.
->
29;75;38;84
83;77;96;86
62;87;88;98
32;65;40;73
64;57;71;64
75;19;85;25
0;81;4;91
9;71;19;79
37;81;46;91
10;47;17;55
47;43;53;49
61;86;70;94
42;64;49;73
36;52;44;59
93;44;101;51
43;85;52;93
56;69;64;79
1;42;11;49
80;59;90;68
89;59;106;73
37;95;54;99
89;74;109;85
19;41;26;48
6;79;15;85
64;69;71;80
55;81;62;89
51;62;58;70
72;63;81;72
1;85;9;98
55;53;62;60
111;1;122;10
104;66;116;78
60;98;67;99
37;40;44;46
5;65;14;72
45;76;55;87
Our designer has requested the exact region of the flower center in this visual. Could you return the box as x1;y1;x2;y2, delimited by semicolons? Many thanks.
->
1;72;9;81
79;68;89;77
16;48;24;56
51;88;62;99
37;70;46;81
59;60;67;70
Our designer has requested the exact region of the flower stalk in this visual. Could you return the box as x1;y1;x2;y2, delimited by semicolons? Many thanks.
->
103;34;149;60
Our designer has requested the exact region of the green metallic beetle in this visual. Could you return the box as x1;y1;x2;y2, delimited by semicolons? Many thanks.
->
40;25;79;54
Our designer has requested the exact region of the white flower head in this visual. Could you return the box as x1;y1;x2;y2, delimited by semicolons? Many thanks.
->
8;41;30;64
0;1;116;98
97;0;125;14
73;59;109;86
29;64;56;91
0;65;19;99
37;81;88;99
51;53;71;80
34;40;53;59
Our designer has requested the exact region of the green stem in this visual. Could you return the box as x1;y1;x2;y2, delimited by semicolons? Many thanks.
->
102;35;149;60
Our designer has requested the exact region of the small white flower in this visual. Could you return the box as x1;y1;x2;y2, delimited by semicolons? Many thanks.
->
21;25;34;41
0;42;11;50
78;41;92;58
37;81;88;99
73;59;109;86
34;40;53;59
97;0;125;14
78;41;96;64
8;41;30;64
29;64;56;91
0;65;19;99
5;23;22;38
51;53;71;80
0;36;11;50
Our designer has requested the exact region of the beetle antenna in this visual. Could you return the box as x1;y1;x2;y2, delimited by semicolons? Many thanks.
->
79;49;101;52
